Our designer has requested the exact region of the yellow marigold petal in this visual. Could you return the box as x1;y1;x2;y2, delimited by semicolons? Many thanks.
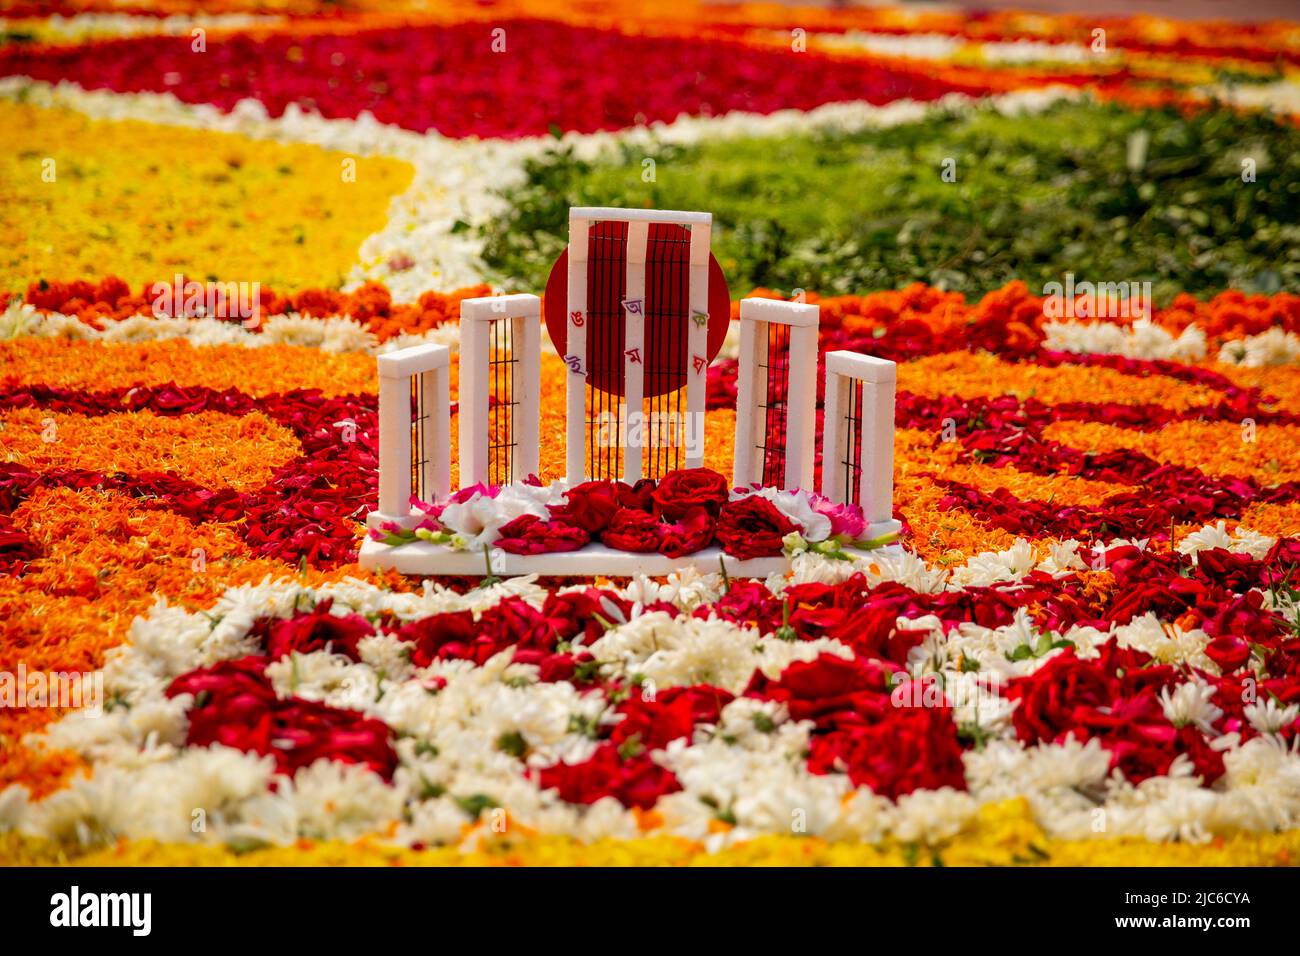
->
899;351;1223;411
0;101;413;292
1044;419;1300;486
0;339;379;398
0;407;300;492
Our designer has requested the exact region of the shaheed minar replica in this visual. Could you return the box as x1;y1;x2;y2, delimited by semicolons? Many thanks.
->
361;207;899;576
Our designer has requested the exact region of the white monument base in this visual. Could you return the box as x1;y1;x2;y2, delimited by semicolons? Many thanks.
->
358;534;901;578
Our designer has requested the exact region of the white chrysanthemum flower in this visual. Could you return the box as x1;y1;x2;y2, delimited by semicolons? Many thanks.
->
942;670;1014;734
712;698;797;750
278;761;406;842
1218;327;1300;367
36;695;190;769
1177;520;1234;557
1160;681;1224;736
619;567;724;612
1038;539;1088;576
357;632;416;683
19;746;276;846
396;797;477;847
950;538;1036;587
0;301;46;339
1244;698;1300;736
588;611;852;694
1105;775;1219;844
824;789;895;843
1178;520;1276;562
1043;318;1205;363
657;734;848;839
379;322;461;354
0;785;31;833
266;651;382;711
891;788;977;845
1114;612;1214;670
261;314;377;353
964;737;1110;809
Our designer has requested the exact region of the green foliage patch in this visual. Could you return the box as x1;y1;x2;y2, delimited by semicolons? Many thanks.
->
480;100;1300;303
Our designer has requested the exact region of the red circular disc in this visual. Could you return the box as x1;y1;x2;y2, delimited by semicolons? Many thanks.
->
542;221;731;398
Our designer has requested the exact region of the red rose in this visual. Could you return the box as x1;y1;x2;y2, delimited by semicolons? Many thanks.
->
1003;649;1116;743
550;480;622;534
715;496;797;559
264;598;374;662
656;507;715;558
651;467;729;520
496;515;589;555
270;697;399;780
601;509;661;552
514;650;597;684
397;598;559;665
166;656;275;719
746;653;893;725
807;707;967;799
1205;635;1251;673
396;609;478;666
539;588;650;644
166;655;398;780
617;478;658;512
482;596;559;653
533;742;681;810
612;685;733;751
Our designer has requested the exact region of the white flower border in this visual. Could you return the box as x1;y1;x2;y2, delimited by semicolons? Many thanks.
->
4;521;1298;853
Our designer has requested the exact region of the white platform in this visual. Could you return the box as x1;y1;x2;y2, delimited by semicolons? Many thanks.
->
358;537;900;578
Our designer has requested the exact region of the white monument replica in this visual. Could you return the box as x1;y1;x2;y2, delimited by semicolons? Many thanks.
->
359;207;900;577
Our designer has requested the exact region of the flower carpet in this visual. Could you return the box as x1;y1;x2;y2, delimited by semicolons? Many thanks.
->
2;0;1300;868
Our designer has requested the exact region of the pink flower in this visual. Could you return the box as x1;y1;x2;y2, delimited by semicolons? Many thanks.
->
809;493;866;540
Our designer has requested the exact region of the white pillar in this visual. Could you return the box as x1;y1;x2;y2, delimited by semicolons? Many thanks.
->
819;364;849;506
370;343;450;531
785;317;819;492
376;370;410;520
458;305;490;488
820;350;899;537
565;214;590;482
459;294;540;488
423;364;451;501
857;356;897;531
622;220;648;483
732;315;762;488
513;310;541;481
685;219;711;469
733;298;819;491
565;208;714;480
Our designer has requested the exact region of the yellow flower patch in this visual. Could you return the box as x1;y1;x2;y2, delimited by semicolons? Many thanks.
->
899;425;1131;505
0;407;300;492
1239;500;1300;539
899;351;1224;411
0;101;413;292
894;428;1021;564
1043;419;1300;487
0;339;378;397
1215;363;1300;416
5;798;1297;867
893;427;1124;565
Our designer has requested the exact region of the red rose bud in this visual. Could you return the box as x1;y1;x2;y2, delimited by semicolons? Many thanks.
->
601;508;661;553
651;467;730;520
715;495;797;560
496;514;590;555
1205;635;1252;673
